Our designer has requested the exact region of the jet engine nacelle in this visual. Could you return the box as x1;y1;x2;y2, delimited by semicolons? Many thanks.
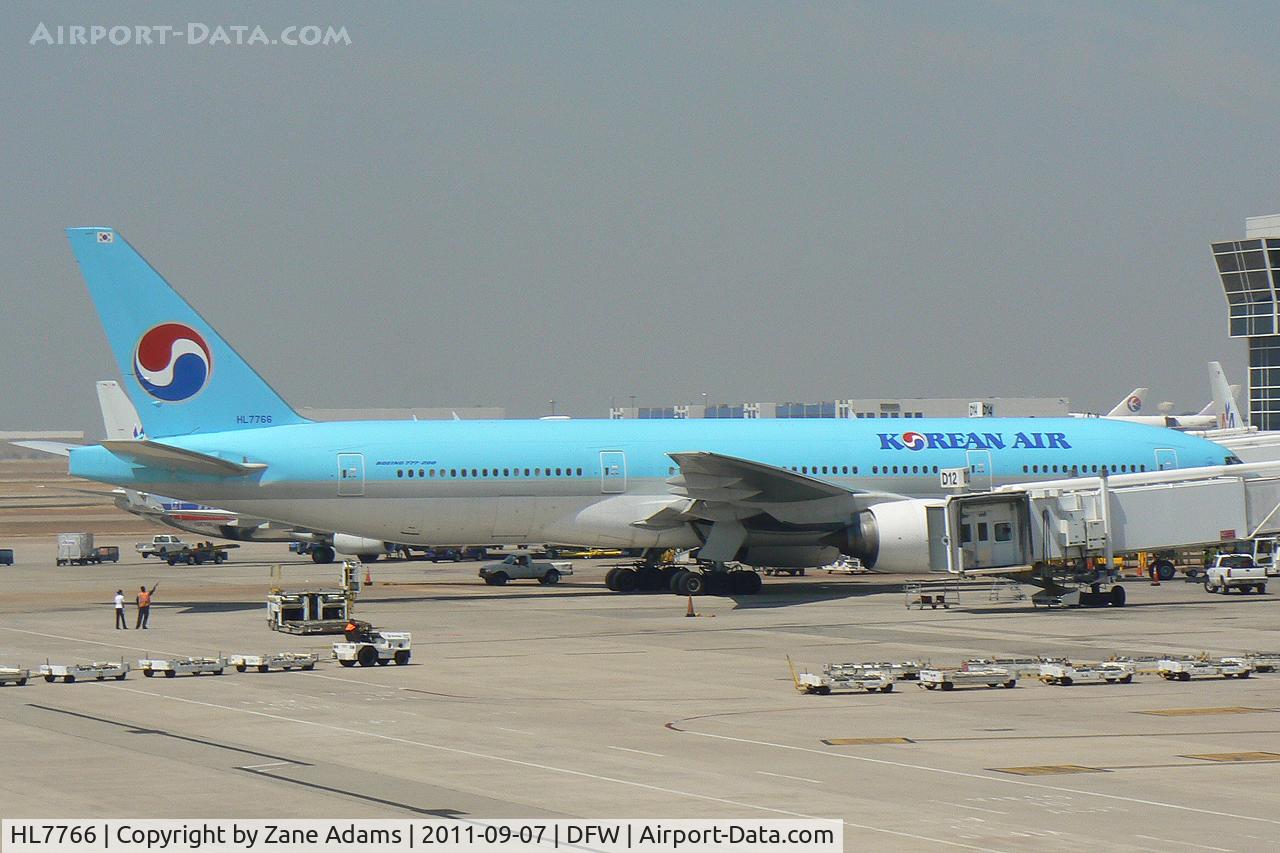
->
332;534;389;560
833;498;939;573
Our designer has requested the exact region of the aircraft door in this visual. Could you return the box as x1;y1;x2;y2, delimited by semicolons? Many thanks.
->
337;453;365;496
958;503;1020;569
600;451;627;493
965;450;993;491
1155;448;1178;471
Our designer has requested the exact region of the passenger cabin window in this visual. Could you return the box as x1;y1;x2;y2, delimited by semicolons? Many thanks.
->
397;469;403;478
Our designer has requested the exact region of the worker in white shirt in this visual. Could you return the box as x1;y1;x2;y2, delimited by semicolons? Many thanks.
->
114;589;128;629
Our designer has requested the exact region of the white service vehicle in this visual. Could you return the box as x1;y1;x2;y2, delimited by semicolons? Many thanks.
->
1157;658;1252;681
136;534;184;558
333;631;412;667
822;556;866;574
137;657;226;678
1203;554;1268;594
228;652;318;673
0;666;30;686
1038;660;1135;686
919;667;1017;691
40;661;129;683
479;554;573;586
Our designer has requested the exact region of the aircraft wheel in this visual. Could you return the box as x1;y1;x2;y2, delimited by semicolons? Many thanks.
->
1110;585;1126;607
678;572;705;596
604;567;622;591
613;568;638;592
311;546;336;564
668;569;690;593
742;571;762;594
705;572;731;595
637;567;664;591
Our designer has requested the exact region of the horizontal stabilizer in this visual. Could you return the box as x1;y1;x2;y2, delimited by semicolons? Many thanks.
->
10;440;78;457
101;439;267;476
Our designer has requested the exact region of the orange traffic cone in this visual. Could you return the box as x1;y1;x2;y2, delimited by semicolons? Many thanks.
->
685;595;696;617
364;564;373;586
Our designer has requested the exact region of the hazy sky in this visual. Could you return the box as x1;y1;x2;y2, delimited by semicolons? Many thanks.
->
3;2;1277;436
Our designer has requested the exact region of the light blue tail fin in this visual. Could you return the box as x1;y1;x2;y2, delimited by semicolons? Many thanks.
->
67;227;307;437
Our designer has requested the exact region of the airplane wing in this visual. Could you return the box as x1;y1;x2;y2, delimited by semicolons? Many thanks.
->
10;440;78;456
655;451;909;561
100;440;267;476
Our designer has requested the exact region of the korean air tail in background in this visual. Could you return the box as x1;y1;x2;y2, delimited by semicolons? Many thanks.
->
67;228;306;437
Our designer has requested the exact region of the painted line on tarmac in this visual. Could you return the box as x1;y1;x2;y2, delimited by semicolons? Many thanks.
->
1133;834;1231;852
665;724;1280;827
101;684;998;851
0;625;184;656
756;771;820;784
608;746;664;758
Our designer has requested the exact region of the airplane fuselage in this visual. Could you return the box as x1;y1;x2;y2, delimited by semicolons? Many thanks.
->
70;416;1232;551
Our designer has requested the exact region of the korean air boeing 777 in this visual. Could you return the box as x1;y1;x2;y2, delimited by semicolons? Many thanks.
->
58;228;1239;594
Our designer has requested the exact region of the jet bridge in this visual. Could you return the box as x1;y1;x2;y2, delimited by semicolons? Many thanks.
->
941;462;1280;580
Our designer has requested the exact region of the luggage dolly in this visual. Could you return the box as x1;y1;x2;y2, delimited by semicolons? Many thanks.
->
40;661;129;683
962;657;1044;678
333;631;412;668
1224;653;1280;673
1157;658;1253;681
137;657;227;678
919;667;1017;691
788;658;895;694
1039;659;1135;686
0;666;30;687
228;652;318;673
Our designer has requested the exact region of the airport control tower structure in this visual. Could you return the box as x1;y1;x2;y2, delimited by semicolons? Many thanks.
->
1212;214;1280;430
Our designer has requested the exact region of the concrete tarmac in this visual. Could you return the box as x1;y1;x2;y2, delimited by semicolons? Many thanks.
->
1;539;1279;851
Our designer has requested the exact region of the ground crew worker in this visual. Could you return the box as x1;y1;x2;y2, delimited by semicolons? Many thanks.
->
136;585;152;629
114;589;128;629
344;620;370;643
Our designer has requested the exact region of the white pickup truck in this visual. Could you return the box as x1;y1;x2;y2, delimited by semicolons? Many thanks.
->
136;534;184;559
1203;554;1268;595
479;554;573;586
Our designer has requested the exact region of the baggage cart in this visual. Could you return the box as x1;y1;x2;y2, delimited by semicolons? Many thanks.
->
1039;660;1135;685
1224;652;1280;673
1157;658;1252;681
332;631;412;668
919;667;1017;691
962;657;1044;678
40;660;129;683
0;666;30;686
137;657;227;678
227;652;318;673
824;660;924;681
794;666;895;694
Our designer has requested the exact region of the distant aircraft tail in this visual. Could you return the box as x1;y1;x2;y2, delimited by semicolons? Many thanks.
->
1209;361;1245;429
67;228;306;437
1106;388;1148;417
96;380;144;440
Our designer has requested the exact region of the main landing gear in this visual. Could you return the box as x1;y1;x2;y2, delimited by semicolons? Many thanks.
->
603;563;763;596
